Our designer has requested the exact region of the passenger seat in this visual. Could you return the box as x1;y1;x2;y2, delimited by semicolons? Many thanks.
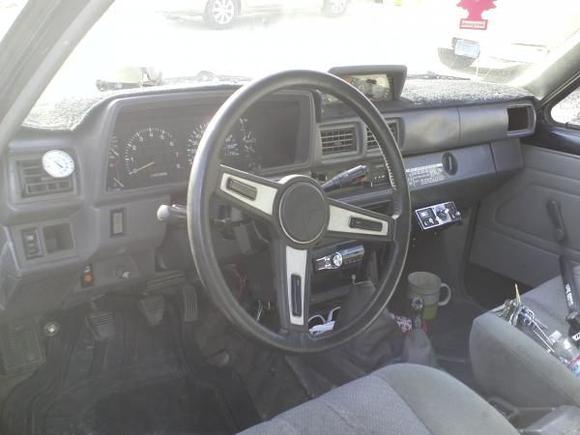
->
470;268;580;408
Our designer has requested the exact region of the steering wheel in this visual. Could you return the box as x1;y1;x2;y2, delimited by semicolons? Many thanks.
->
187;70;411;353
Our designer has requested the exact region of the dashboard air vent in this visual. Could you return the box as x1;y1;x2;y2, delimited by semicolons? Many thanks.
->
507;105;532;132
367;120;400;149
17;159;73;199
320;126;357;155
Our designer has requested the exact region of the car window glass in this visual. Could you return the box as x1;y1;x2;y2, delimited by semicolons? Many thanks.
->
552;88;580;127
0;0;28;42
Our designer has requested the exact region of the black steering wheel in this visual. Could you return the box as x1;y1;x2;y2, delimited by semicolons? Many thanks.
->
187;70;411;353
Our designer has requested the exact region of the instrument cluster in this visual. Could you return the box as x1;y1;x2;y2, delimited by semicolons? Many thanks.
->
105;100;302;191
106;115;258;191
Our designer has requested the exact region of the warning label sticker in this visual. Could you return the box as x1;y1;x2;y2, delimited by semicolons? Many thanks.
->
405;163;447;188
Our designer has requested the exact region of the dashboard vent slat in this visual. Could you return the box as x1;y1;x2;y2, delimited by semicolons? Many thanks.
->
320;126;357;155
367;121;400;150
17;159;73;199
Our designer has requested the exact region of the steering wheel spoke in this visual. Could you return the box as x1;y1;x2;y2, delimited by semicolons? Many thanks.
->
216;164;280;222
272;239;311;332
326;198;395;242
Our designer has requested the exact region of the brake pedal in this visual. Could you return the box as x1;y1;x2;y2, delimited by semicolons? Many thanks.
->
138;295;165;326
86;311;115;342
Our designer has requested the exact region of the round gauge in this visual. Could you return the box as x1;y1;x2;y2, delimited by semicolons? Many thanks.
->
124;127;178;183
185;122;208;166
186;118;259;171
42;150;75;178
226;118;259;171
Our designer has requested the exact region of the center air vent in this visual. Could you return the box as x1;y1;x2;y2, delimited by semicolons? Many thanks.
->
320;126;357;155
17;159;73;199
367;120;400;150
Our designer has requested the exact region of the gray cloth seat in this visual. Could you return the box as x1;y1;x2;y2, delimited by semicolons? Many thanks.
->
241;363;517;434
470;270;580;408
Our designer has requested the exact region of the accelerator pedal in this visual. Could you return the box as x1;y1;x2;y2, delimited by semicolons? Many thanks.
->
181;283;199;323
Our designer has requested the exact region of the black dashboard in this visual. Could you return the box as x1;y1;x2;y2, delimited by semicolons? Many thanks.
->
0;81;537;321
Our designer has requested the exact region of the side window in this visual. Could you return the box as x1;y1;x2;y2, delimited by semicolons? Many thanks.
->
552;88;580;128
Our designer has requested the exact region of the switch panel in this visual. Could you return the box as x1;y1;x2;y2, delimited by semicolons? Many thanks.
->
415;201;461;230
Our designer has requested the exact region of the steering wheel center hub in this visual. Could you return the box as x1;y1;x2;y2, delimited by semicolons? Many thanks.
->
278;179;328;245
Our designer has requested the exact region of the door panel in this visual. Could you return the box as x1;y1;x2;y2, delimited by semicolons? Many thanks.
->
471;144;580;287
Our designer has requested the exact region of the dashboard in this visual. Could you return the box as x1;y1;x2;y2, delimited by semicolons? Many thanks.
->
0;82;537;321
106;98;306;191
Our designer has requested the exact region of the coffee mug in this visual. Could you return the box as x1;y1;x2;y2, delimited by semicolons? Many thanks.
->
407;271;452;320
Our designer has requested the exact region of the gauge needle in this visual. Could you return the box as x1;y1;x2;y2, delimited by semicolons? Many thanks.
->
129;161;155;175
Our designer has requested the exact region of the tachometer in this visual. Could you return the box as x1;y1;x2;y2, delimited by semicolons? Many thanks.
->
186;118;259;171
124;127;178;184
185;122;207;166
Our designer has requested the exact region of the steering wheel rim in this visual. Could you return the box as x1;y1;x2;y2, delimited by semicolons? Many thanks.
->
188;70;411;353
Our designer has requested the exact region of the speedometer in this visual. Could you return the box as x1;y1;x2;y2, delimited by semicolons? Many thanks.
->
124;127;179;184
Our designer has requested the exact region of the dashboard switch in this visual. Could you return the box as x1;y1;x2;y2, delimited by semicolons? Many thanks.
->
81;265;95;288
110;209;126;237
21;228;42;259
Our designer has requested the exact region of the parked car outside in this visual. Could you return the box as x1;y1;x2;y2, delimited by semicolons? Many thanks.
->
168;0;350;27
435;0;580;71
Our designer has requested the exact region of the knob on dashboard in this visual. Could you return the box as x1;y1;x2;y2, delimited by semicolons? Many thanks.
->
331;252;343;268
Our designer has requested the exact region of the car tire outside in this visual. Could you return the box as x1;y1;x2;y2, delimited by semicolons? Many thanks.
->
323;0;348;17
438;48;476;69
204;0;238;28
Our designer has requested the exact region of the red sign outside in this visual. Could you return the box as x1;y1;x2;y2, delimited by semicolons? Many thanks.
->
457;0;496;30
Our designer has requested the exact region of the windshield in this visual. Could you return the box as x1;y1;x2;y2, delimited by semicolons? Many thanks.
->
28;0;580;104
0;0;28;40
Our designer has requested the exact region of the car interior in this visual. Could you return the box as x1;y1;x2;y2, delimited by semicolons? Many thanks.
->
2;1;580;434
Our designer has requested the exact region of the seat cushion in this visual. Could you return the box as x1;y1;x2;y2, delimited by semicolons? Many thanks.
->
241;363;517;435
470;273;580;408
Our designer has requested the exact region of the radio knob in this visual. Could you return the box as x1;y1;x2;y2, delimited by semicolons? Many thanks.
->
332;252;343;268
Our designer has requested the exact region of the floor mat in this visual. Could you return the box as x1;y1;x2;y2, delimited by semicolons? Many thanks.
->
1;297;260;435
93;376;232;435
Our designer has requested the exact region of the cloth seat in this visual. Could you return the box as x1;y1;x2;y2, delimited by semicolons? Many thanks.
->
241;363;517;435
470;270;580;408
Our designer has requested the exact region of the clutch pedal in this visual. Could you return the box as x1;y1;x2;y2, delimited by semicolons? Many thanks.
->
0;320;45;375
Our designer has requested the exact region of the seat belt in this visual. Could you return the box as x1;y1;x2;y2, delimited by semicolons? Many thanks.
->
559;256;580;346
546;200;580;346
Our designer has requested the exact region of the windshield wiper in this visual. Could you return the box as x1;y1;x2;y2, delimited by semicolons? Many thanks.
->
407;71;469;81
96;69;250;92
164;70;250;84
